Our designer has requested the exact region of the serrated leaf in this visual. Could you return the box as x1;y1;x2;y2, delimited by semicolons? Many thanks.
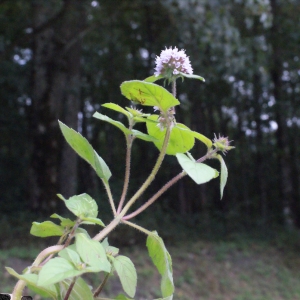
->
50;213;75;227
146;115;194;155
59;277;94;300
102;103;132;117
112;256;137;298
144;75;164;83
120;80;179;112
131;129;159;142
93;112;132;135
64;193;98;219
146;232;174;298
59;121;111;182
5;267;57;299
75;233;111;273
30;221;64;237
176;153;219;184
179;72;205;82
217;154;228;199
37;257;83;286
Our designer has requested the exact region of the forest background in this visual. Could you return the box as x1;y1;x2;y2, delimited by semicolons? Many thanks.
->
1;0;300;242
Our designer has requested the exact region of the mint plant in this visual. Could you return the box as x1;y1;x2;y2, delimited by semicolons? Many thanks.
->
7;47;234;300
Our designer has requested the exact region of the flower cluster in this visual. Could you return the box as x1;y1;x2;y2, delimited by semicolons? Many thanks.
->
154;46;193;79
213;134;235;154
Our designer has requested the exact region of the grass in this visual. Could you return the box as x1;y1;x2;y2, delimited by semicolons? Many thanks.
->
2;230;300;300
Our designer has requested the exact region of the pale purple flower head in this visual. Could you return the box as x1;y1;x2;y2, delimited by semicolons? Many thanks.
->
154;46;193;78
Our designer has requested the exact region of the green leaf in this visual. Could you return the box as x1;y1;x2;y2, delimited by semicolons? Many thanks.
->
94;150;112;184
146;115;195;155
120;80;179;112
144;75;164;83
112;255;137;298
93;112;132;135
217;154;228;199
115;294;134;300
5;267;57;299
59;121;111;182
188;131;212;149
30;221;64;237
59;120;95;166
37;257;83;286
75;233;111;273
176;153;219;184
131;129;159;142
81;216;105;227
59;246;81;267
50;213;75;227
146;232;174;298
102;102;132;117
64;193;98;219
179;72;205;82
59;277;94;300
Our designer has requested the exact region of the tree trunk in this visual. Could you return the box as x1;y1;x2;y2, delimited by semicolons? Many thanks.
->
28;1;85;212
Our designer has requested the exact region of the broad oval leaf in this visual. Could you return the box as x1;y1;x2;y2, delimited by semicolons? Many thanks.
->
75;233;111;273
112;255;137;298
59;246;81;267
189;131;212;149
65;193;98;219
146;115;194;155
81;216;105;227
37;257;83;286
120;80;179;112
30;221;64;237
144;75;164;83
146;232;174;298
217;154;228;199
176;153;219;184
6;267;57;299
50;213;75;227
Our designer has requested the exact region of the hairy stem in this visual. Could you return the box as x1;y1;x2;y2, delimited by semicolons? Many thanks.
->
117;134;134;214
64;277;77;300
104;182;117;216
123;171;186;220
93;271;110;297
12;280;26;300
122;220;154;235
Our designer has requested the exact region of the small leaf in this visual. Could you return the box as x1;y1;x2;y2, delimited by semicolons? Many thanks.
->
59;277;94;300
179;72;205;82
144;75;164;83
94;150;112;184
102;103;132;117
217;154;228;199
131;129;159;142
112;255;137;298
115;294;134;300
64;193;98;219
81;217;105;227
93;112;132;135
30;221;64;237
176;153;219;184
120;80;179;112
37;257;83;286
5;267;57;299
59;246;81;267
59;121;111;182
50;213;75;227
146;232;174;298
75;233;111;273
146;115;195;155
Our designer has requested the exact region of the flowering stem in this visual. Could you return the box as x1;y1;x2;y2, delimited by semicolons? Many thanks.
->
117;134;134;214
172;80;176;97
123;171;186;220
